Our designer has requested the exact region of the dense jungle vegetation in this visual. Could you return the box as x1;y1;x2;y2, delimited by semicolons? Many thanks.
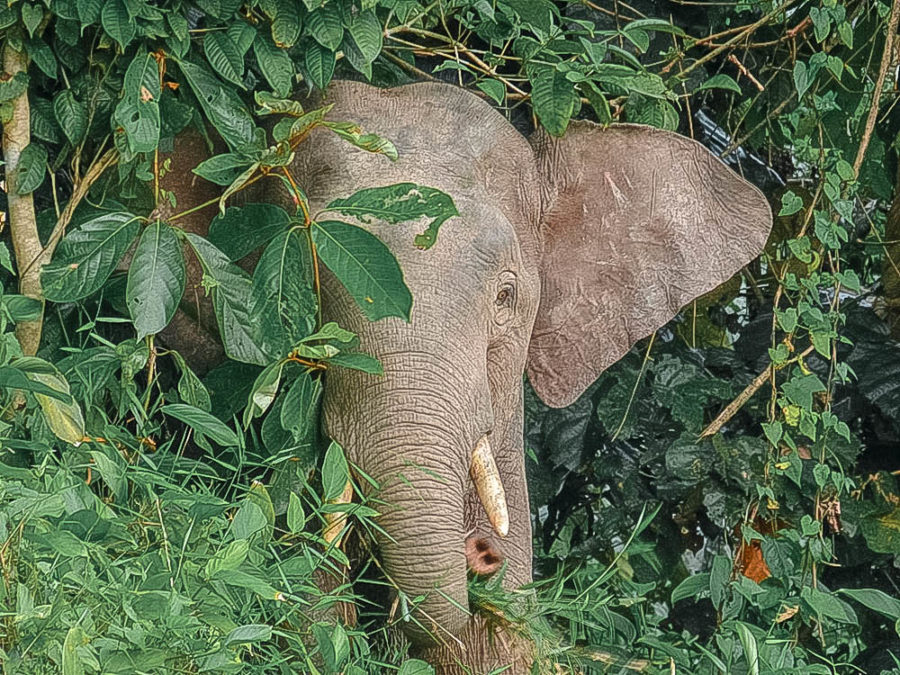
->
1;0;899;672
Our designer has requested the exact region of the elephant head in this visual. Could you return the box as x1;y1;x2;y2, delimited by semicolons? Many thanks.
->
279;81;772;660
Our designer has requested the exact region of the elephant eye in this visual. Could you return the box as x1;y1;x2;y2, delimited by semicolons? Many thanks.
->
495;285;515;308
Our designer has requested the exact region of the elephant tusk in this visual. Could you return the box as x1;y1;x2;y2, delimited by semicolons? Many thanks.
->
470;435;509;537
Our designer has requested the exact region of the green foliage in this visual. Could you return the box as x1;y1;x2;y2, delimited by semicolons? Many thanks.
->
2;0;900;672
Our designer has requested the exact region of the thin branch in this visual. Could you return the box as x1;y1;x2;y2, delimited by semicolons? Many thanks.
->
852;0;900;177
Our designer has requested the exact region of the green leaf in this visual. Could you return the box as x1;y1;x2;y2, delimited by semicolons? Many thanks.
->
326;351;383;374
269;0;302;48
671;573;710;604
26;39;57;78
779;191;803;216
322;440;349;500
312;220;412;322
253;34;295;97
306;4;343;50
126;221;186;339
476;79;506;105
732;622;760;675
243;360;285;426
208;203;293;261
531;68;578;136
801;586;857;624
838;588;900;620
101;0;135;49
161;403;240;446
324;183;459;251
342;10;381;77
42;212;141;302
62;625;85;675
225;624;272;647
2;294;42;323
16;142;47;195
304;42;336;90
287;491;306;533
204;32;244;88
321;120;398;160
250;229;317;359
172;351;211;411
177;58;258;151
185;234;268;365
782;373;826;409
212;568;282;600
114;52;161;154
77;0;103;25
280;369;322;432
192;153;255;186
793;61;810;98
0;364;72;402
21;3;43;38
696;73;742;94
53;90;88;146
397;660;435;675
29;370;86;445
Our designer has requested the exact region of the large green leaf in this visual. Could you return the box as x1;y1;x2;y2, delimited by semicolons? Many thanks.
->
126;221;186;339
185;233;268;365
208;203;293;261
253;34;294;98
53;89;87;146
42;212;141;302
250;229;317;359
269;0;302;48
101;0;134;49
323;183;458;250
29;370;86;445
114;52;161;155
16;142;47;194
306;4;343;50
531;68;578;136
312;220;411;322
341;10;381;77
161;403;240;446
177;58;258;151
304;42;335;90
204;32;244;87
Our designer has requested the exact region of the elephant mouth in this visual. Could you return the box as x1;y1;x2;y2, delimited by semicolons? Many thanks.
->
470;433;509;538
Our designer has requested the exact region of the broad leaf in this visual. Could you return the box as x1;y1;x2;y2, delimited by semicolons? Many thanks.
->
162;403;240;446
306;4;343;51
323;183;458;250
208;203;293;261
42;212;141;302
304;42;336;90
321;441;349;500
254;34;294;97
185;234;268;365
250;229;317;359
204;32;244;87
29;370;86;445
531;68;578;136
312;220;412;322
53;90;87;146
16;142;47;194
101;0;134;48
192;153;255;186
126;221;186;339
321;120;397;160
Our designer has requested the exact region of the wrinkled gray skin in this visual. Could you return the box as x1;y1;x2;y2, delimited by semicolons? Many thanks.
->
164;80;772;673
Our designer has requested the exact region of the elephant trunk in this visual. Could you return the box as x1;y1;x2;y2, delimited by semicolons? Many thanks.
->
323;352;495;646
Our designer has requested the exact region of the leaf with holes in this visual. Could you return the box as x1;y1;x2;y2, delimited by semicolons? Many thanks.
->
324;183;458;251
114;52;161;154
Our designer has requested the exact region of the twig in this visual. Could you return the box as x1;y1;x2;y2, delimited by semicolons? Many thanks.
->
699;345;815;439
852;0;900;178
728;53;765;91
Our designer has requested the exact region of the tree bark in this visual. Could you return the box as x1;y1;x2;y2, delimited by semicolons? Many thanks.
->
3;38;45;355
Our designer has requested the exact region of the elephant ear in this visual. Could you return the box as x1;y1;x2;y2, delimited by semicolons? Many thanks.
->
526;121;772;408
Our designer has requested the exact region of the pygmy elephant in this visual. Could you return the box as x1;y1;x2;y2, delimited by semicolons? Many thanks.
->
169;80;772;672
